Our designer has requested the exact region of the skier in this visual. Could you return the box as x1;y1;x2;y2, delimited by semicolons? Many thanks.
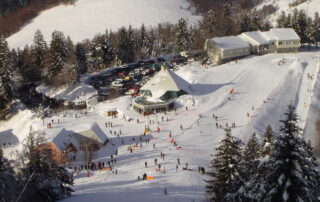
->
164;187;168;195
154;158;158;165
177;158;180;165
176;165;179;171
153;143;156;149
145;162;148;168
180;124;183;130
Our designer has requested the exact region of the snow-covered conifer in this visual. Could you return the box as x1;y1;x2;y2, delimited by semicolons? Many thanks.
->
206;128;242;202
174;18;190;53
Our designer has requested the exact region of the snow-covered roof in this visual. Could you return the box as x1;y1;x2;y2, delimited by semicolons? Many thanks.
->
263;28;300;41
140;65;191;99
49;123;108;152
208;36;250;51
240;31;269;45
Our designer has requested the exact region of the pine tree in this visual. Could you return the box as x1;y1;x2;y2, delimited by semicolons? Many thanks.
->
297;10;308;45
126;25;135;63
139;24;151;59
250;11;262;31
116;27;128;65
312;12;320;47
277;11;287;28
64;36;79;84
0;36;12;110
249;103;320;202
19;131;73;202
30;30;47;81
305;17;314;48
47;31;67;82
0;148;18;202
100;34;114;67
230;133;260;201
240;14;252;33
221;4;234;36
174;18;190;53
260;125;274;157
75;43;88;74
200;9;216;38
241;133;260;180
206;128;242;202
284;14;292;28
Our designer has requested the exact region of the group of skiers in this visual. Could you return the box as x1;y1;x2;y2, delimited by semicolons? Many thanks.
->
105;121;113;128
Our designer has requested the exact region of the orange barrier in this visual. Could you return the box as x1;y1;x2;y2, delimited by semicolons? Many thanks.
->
147;176;154;180
102;167;110;171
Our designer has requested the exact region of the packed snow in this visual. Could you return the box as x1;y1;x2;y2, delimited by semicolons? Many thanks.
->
1;51;320;201
6;0;201;49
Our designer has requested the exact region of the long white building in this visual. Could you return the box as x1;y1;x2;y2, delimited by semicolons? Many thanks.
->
205;28;301;64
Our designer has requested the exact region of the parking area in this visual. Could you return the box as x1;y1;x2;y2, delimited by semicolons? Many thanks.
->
87;55;193;101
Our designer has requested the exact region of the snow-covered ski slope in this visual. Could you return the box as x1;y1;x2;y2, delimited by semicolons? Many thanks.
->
256;0;320;26
1;52;320;201
6;0;201;49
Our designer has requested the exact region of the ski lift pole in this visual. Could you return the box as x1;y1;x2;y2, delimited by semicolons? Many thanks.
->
16;171;35;202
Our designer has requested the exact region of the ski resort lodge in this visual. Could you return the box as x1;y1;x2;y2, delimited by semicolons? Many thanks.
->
132;65;191;115
44;123;108;164
205;28;301;64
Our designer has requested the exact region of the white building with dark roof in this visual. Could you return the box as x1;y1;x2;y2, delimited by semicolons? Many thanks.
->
205;36;251;64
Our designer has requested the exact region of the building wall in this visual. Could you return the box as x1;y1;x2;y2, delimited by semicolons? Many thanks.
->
222;47;250;60
206;42;222;64
42;143;64;164
206;36;300;64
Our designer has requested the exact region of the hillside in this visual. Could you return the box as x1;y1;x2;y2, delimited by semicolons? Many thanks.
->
256;0;320;25
6;0;201;49
1;51;319;201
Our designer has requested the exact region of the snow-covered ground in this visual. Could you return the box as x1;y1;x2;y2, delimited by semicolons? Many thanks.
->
1;51;320;201
256;0;320;26
6;0;201;49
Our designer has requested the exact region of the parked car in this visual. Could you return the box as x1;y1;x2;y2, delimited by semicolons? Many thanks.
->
171;54;187;64
111;80;124;87
157;57;166;62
